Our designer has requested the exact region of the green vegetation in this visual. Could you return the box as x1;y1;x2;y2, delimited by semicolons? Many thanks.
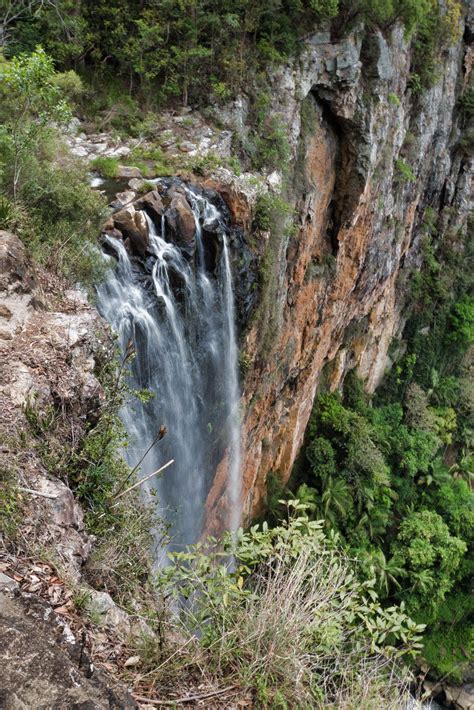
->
0;1;469;700
395;158;416;183
18;341;161;612
2;1;462;119
253;191;294;356
4;1;339;108
0;48;106;286
90;155;120;179
289;205;474;682
157;506;423;707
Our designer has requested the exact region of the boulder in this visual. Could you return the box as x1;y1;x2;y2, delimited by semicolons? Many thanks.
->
135;189;165;224
179;140;197;153
0;231;35;293
110;145;131;158
113;205;149;257
86;590;132;637
445;684;474;710
101;217;124;242
109;189;136;211
102;227;123;242
128;177;146;191
117;165;142;179
164;192;196;251
26;473;93;577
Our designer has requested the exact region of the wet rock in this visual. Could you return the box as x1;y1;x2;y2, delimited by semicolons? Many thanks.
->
109;189;136;211
128;177;146;191
445;684;474;710
202;170;257;230
164;193;196;251
113;205;149;257
102;217;114;231
135;189;165;224
102;226;124;242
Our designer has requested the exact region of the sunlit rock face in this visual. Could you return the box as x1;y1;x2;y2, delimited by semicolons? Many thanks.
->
204;19;473;527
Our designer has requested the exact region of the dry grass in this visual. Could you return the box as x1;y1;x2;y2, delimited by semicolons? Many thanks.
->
168;538;413;708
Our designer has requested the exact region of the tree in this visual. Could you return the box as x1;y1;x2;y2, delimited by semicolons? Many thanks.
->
390;510;466;616
0;47;72;199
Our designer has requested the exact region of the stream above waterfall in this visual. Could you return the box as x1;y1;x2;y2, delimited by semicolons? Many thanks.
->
96;180;241;553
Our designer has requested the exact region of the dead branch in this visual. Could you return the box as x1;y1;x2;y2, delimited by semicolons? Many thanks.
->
18;487;58;500
133;685;238;706
111;459;174;504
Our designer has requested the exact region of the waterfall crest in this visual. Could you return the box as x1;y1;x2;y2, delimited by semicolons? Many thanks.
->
96;181;241;551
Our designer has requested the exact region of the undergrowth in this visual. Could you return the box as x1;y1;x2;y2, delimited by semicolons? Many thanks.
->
156;505;421;708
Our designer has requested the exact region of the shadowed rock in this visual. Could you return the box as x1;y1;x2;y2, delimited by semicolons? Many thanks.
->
164;191;196;253
135;189;165;224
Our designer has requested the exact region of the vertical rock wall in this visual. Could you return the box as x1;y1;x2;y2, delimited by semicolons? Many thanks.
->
206;18;473;526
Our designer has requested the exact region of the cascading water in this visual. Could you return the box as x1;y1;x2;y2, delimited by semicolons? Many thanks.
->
96;182;241;553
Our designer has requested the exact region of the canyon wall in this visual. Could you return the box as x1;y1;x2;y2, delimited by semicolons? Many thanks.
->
206;18;473;528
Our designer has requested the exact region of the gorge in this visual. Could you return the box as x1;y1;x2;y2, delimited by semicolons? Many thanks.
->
0;1;473;707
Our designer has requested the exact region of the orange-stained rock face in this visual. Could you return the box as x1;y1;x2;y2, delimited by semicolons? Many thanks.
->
203;22;473;534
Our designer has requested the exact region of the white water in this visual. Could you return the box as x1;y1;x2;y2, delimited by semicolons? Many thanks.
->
96;184;241;552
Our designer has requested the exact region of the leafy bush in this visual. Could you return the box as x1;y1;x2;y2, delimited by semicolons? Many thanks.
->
0;49;107;287
390;510;466;616
395;158;416;183
157;510;422;707
449;297;474;345
0;47;73;199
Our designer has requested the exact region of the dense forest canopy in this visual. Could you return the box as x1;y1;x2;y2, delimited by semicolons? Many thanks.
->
0;0;463;105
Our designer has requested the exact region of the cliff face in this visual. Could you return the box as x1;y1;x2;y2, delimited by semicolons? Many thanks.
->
205;20;473;527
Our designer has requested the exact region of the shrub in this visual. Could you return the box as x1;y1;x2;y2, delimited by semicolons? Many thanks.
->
395;158;416;183
449;297;474;345
157;511;423;707
15;157;107;287
0;48;73;199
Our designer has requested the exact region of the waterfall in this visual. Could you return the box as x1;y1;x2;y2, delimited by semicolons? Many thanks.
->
96;182;241;553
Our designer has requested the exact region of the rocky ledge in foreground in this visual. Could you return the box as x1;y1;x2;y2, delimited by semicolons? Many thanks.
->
0;583;136;710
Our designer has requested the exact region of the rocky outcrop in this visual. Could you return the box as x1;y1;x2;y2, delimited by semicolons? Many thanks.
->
0;231;157;705
112;204;149;256
135;189;165;224
204;18;473;525
0;232;105;576
164;188;196;252
0;588;136;709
